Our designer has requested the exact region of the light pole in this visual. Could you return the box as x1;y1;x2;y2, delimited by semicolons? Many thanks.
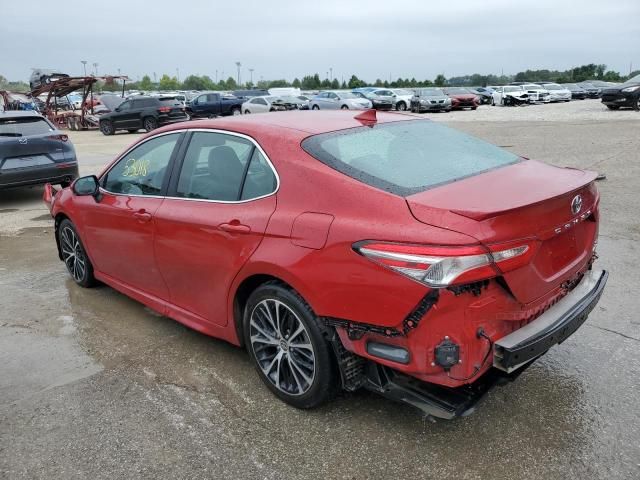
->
235;62;241;86
93;62;98;76
249;68;254;85
215;69;218;83
329;67;333;81
81;60;87;76
176;68;180;83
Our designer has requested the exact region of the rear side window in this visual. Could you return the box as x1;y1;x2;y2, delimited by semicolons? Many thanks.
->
175;131;276;202
0;117;54;136
301;120;520;196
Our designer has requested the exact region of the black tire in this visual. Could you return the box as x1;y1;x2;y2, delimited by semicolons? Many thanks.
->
606;105;620;110
244;110;251;114
396;101;406;111
127;129;138;133
340;105;349;110
243;282;337;409
231;107;241;116
491;97;496;106
99;120;114;136
57;219;96;288
311;104;319;110
143;116;158;132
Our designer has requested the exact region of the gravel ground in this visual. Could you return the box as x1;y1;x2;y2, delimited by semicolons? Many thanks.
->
1;101;639;479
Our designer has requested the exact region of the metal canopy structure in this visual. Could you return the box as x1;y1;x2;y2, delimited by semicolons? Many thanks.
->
31;75;129;130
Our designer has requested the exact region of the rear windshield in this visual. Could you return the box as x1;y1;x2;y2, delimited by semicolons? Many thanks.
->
158;97;181;106
0;117;54;137
301;120;520;196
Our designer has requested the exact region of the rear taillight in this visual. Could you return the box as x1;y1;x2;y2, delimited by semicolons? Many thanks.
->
157;106;171;113
354;241;534;287
47;134;68;142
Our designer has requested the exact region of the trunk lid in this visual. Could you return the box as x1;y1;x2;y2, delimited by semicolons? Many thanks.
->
406;160;599;303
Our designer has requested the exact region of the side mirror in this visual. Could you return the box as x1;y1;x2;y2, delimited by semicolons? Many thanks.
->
115;107;121;112
72;175;101;202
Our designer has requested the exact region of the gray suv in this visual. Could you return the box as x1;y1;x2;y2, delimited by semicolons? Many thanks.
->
0;112;78;189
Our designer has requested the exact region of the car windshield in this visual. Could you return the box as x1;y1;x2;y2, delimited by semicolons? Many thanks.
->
445;88;470;94
158;97;181;106
623;73;640;85
503;86;521;92
302;120;520;196
544;84;562;90
523;85;540;90
337;92;357;99
393;89;412;95
0;116;54;137
417;89;443;96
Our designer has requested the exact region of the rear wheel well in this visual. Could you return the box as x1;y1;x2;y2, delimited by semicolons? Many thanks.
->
233;274;291;347
53;213;70;260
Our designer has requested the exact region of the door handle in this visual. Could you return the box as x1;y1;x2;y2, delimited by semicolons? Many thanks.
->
219;221;250;233
133;210;152;223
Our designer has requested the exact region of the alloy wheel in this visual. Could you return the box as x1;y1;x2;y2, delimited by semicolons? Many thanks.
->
249;299;316;396
60;226;86;282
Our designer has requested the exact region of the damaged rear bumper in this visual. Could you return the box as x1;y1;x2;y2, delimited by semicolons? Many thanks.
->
494;269;608;373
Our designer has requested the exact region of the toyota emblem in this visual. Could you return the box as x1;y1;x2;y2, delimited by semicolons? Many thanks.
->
571;195;583;215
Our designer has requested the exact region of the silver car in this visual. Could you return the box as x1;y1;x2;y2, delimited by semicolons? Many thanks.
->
310;91;372;110
410;88;452;113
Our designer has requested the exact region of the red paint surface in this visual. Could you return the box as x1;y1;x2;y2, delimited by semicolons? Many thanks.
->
47;111;600;387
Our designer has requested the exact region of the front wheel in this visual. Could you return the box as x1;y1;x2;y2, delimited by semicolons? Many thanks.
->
340;105;349;110
396;101;406;111
99;120;114;136
58;219;96;288
311;104;319;110
244;110;251;114
244;282;337;409
143;116;157;132
606;105;620;110
231;108;241;116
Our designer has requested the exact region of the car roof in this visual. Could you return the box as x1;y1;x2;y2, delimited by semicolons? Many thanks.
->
154;110;417;137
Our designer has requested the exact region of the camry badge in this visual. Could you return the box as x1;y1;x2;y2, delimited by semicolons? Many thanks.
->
18;137;28;144
571;195;583;215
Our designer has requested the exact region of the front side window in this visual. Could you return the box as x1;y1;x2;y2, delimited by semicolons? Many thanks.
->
176;131;276;201
118;101;131;111
103;133;180;196
302;120;520;196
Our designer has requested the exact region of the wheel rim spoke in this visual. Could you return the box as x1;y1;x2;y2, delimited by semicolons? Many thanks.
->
249;298;316;396
60;227;85;282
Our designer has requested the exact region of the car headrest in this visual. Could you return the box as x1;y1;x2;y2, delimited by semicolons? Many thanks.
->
208;146;244;184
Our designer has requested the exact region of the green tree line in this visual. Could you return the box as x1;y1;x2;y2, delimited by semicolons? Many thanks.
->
3;64;639;94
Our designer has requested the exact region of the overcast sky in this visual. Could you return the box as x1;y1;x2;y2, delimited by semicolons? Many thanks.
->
1;0;639;83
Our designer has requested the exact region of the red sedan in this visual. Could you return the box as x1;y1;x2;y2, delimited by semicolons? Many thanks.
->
443;87;480;110
44;110;607;418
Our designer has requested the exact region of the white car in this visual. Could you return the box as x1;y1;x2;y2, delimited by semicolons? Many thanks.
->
490;86;530;106
520;84;551;103
390;89;414;111
242;96;280;114
538;83;572;102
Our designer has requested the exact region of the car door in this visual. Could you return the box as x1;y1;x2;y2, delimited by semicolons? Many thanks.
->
191;94;207;117
76;132;184;304
112;100;135;128
253;97;269;113
153;130;278;327
325;92;339;109
207;94;221;115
